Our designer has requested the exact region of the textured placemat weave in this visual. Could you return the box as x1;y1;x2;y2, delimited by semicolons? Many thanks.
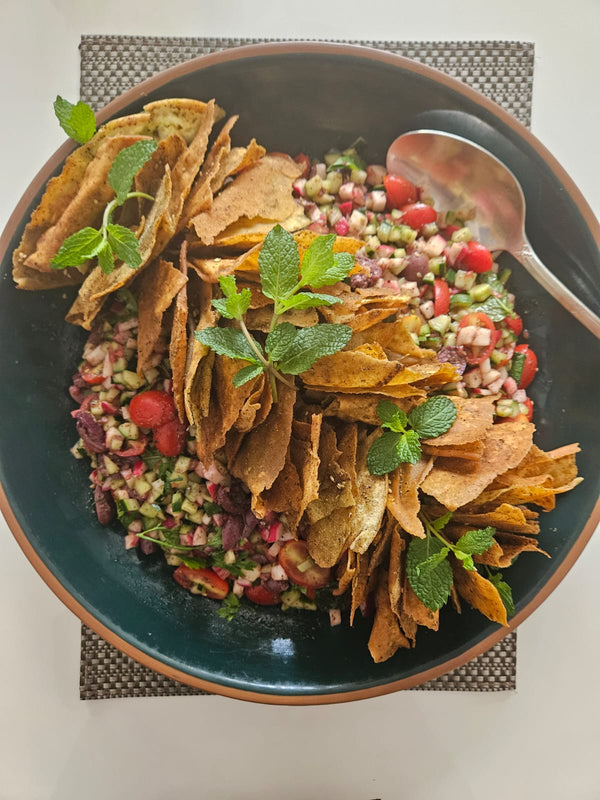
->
79;36;533;699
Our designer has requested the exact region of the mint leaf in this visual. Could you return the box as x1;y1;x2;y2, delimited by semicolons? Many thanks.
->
431;511;453;532
488;571;515;617
181;556;209;569
366;432;402;475
109;139;158;205
278;291;342;311
213;276;251;320
454;551;476;571
106;224;141;269
455;526;496;556
265;322;298;362
258;224;299;301
217;593;241;621
232;363;264;387
397;430;422;464
97;241;115;274
277;323;352;375
470;295;513;322
50;227;104;268
326;152;366;173
54;96;96;144
376;400;408;432
508;351;526;383
299;234;354;289
408;396;457;440
407;535;454;611
195;327;262;363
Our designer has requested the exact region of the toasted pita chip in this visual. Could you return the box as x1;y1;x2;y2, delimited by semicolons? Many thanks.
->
230;383;296;499
136;259;187;375
348;432;389;554
422;441;485;460
388;528;405;618
260;448;303;516
494;532;549;566
305;422;356;524
368;571;411;663
450;503;540;535
169;242;189;422
245;306;318;332
402;574;440;631
307;506;354;568
451;561;508;626
213;204;308;248
188;243;262;284
422;396;496;447
349;552;370;625
286;414;322;533
65;166;173;328
421;421;535;511
183;279;216;428
301;349;402;390
323;393;418;426
387;458;434;539
334;549;357;597
349;319;436;360
190;154;303;244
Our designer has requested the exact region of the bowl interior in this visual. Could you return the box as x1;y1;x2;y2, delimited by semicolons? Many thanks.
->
1;46;599;700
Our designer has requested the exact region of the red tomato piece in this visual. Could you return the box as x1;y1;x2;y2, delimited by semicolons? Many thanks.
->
245;584;282;606
173;566;229;599
457;240;493;273
513;344;538;388
278;540;331;589
383;174;418;209
119;439;147;457
400;202;437;230
294;152;311;179
504;314;523;337
154;418;187;457
80;366;105;385
433;278;450;316
522;397;534;421
128;390;177;429
458;312;498;365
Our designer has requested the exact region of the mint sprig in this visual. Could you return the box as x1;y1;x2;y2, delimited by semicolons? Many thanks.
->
217;592;241;621
196;225;354;400
487;569;515;617
50;120;157;274
366;397;457;475
54;96;97;144
406;512;497;611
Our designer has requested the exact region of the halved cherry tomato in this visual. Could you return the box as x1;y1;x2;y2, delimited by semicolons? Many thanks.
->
522;397;534;421
400;202;437;230
433;278;450;316
458;312;498;365
173;566;229;599
294;152;311;179
383;174;418;209
154;418;187;457
504;314;523;337
512;344;538;388
128;390;177;429
245;584;281;605
119;439;147;458
80;366;105;385
456;240;493;273
278;540;331;589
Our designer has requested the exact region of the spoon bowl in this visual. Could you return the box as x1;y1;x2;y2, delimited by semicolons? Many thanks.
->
387;130;600;338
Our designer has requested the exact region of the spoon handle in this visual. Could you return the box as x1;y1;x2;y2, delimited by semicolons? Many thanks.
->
517;240;600;340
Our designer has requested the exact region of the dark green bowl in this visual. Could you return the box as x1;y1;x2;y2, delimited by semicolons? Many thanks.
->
1;43;599;703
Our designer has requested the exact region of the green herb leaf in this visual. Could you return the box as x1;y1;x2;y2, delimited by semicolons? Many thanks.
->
278;291;343;311
326;152;366;174
212;276;252;320
508;351;526;383
454;551;476;571
408;396;457;440
470;295;513;322
195;327;262;364
207;530;223;549
488;571;515;616
455;526;496;556
232;363;264;387
376;400;408;432
366;432;403;476
431;511;453;532
265;322;298;361
407;535;454;611
50;227;104;268
97;241;115;274
106;224;142;269
299;234;354;289
181;556;208;569
109;139;158;205
217;592;241;621
276;323;352;375
396;429;422;465
258;224;299;301
54;96;96;144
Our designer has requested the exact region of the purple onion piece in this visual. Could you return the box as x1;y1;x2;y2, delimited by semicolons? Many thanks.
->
221;515;244;551
74;411;106;454
402;252;429;282
437;346;468;376
263;578;289;595
94;485;116;526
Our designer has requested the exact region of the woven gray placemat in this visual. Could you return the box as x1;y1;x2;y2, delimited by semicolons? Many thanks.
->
79;36;533;699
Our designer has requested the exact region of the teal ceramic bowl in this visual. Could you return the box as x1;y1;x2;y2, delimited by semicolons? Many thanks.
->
1;43;599;703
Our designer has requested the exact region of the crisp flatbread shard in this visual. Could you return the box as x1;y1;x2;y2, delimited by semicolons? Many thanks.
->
368;571;411;663
347;431;389;554
387;458;434;539
136;259;187;375
229;383;296;499
421;421;535;511
422;396;496;447
65;166;173;329
451;559;508;626
24;134;152;273
190;154;303;245
169;242;190;422
13;98;221;287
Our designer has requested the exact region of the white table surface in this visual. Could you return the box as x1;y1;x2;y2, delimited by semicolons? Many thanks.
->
1;2;599;798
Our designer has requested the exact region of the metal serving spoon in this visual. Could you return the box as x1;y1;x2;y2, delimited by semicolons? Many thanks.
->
386;130;600;339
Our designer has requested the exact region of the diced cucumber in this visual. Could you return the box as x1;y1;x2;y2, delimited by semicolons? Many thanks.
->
421;272;435;284
181;499;198;516
172;492;184;513
169;472;188;490
139;501;164;519
450;292;472;309
469;283;493;302
451;227;473;243
174;456;191;474
118;370;145;390
118;422;139;440
111;357;128;373
134;478;152;496
102;455;120;475
122;497;140;512
281;588;317;612
454;270;477;291
429;315;451;335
